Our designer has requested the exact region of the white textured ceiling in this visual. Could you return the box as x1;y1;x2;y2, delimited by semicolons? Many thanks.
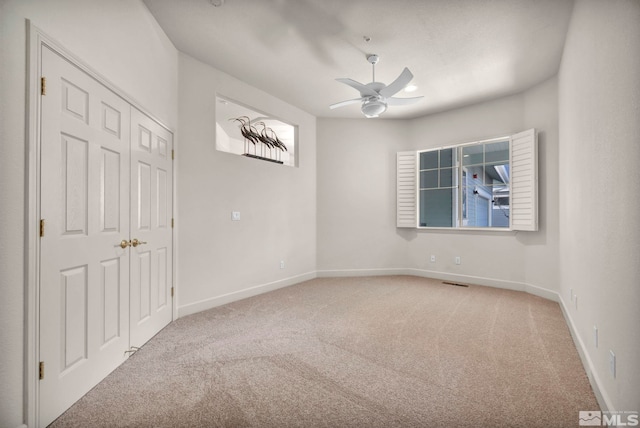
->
143;0;574;119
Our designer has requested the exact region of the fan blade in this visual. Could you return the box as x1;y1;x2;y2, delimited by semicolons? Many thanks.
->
329;98;364;109
336;78;379;97
379;67;414;98
386;96;423;106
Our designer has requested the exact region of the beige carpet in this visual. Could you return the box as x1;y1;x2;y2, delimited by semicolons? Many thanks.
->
50;276;598;427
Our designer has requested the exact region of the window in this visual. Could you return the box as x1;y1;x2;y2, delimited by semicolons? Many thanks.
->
397;129;537;231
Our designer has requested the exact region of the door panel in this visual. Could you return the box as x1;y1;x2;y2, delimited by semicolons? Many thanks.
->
137;162;152;230
39;46;173;427
60;133;88;235
129;107;173;347
100;148;122;232
39;46;131;427
59;265;88;371
101;257;122;345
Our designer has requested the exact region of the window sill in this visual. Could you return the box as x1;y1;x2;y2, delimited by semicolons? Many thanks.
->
416;226;516;232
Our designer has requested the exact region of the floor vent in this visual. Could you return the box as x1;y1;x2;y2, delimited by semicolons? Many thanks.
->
443;281;469;288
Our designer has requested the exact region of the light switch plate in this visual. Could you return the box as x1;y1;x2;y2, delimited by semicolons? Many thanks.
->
231;211;240;221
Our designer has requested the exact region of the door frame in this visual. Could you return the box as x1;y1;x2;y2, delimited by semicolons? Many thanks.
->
25;22;177;427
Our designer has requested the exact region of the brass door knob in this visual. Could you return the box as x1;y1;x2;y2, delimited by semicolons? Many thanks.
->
119;240;131;249
131;238;147;248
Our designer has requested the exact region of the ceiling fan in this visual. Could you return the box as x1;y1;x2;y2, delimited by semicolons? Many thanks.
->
330;54;423;118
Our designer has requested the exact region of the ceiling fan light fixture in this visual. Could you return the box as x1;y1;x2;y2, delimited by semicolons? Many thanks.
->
332;54;422;118
361;99;387;118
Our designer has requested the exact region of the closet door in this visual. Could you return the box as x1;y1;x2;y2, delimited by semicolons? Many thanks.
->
129;107;173;347
39;46;131;427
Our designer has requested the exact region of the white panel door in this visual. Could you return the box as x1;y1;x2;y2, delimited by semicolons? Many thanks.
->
39;46;131;426
129;107;173;347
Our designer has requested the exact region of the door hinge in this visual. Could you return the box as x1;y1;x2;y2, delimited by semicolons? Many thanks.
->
39;362;44;380
171;149;175;160
171;218;174;228
171;287;174;298
39;219;45;237
41;77;46;96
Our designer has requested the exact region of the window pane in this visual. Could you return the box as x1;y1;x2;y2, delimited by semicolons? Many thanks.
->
420;151;438;170
491;188;510;228
439;167;456;187
463;187;490;227
439;148;453;167
420;170;439;189
463;145;483;166
419;189;453;227
485;162;509;185
485;141;509;163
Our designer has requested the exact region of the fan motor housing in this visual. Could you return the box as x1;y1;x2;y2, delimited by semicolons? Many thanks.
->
361;99;388;117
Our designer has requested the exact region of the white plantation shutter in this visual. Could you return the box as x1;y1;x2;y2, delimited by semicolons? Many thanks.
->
397;151;417;228
510;129;538;231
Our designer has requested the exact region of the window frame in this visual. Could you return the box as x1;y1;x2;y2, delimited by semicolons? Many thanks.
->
397;129;537;232
417;135;511;231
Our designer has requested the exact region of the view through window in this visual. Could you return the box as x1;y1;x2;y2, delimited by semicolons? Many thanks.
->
418;138;510;228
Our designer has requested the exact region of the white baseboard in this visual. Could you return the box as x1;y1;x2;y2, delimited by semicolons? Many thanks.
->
177;271;317;317
523;283;558;302
319;267;526;290
407;268;529;291
558;296;613;413
316;268;410;278
317;267;559;301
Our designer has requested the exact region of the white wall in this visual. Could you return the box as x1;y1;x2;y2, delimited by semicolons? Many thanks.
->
558;0;640;411
0;1;178;426
521;78;560;291
176;53;317;315
317;119;410;272
404;92;528;288
317;78;560;299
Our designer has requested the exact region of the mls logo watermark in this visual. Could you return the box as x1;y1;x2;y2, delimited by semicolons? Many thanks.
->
580;411;602;426
580;410;639;426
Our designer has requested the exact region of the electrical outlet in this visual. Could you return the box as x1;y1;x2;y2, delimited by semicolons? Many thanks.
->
231;211;241;221
430;255;436;263
574;295;578;310
609;350;616;378
280;260;285;269
455;256;461;265
594;326;598;348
